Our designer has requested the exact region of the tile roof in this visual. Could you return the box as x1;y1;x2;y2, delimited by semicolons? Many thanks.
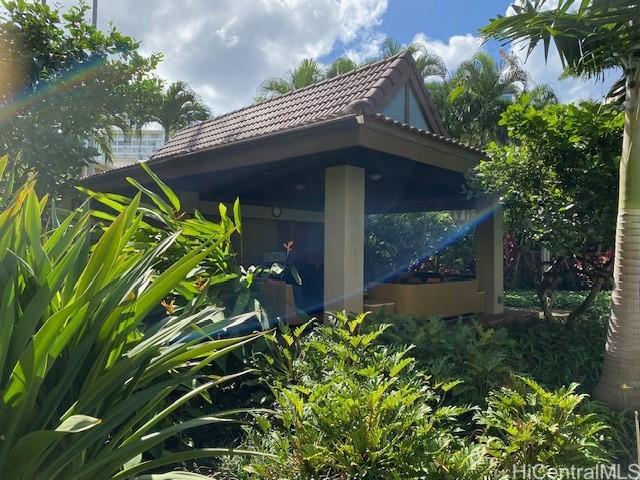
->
370;114;484;155
151;51;440;160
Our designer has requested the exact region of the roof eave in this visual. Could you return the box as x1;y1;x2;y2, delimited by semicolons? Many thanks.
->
359;115;484;173
81;114;362;188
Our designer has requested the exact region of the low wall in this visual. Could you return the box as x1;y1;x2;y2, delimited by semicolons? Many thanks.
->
367;279;486;317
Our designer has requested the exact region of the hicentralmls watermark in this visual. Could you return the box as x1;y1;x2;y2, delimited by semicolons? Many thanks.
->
505;464;640;479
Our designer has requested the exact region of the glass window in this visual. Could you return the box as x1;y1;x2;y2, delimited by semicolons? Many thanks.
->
383;85;406;124
408;87;429;131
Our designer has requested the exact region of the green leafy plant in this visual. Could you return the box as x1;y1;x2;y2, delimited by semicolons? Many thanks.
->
0;1;163;194
223;313;491;480
475;98;621;321
80;163;263;323
373;315;519;405
477;376;612;473
505;290;609;391
0;155;270;479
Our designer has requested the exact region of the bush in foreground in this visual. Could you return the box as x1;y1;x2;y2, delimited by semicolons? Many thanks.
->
221;312;618;479
0;156;267;479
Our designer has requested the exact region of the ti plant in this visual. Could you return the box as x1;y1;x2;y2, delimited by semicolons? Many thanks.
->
0;156;271;479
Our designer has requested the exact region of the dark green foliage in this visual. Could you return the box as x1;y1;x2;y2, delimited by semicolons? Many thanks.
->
369;291;634;464
0;0;162;194
476;98;621;317
505;290;609;390
375;290;611;399
374;315;518;405
509;319;605;392
476;99;622;256
365;211;474;283
219;311;626;478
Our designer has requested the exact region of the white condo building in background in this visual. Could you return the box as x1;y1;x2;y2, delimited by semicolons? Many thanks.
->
90;123;165;174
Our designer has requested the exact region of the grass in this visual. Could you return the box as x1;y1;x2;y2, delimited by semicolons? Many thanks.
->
505;289;612;317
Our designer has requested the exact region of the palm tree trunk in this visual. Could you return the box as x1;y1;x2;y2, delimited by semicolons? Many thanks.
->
594;54;640;410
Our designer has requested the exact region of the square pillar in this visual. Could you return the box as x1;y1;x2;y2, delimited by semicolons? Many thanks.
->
475;201;504;314
323;165;365;314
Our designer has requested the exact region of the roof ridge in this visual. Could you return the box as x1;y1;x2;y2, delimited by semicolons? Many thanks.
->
171;51;411;138
343;50;415;115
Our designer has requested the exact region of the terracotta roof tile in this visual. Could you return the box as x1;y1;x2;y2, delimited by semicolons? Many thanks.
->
151;52;415;160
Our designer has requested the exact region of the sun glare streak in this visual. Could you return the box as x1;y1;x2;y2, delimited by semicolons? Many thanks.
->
0;33;27;104
0;54;108;125
311;199;502;315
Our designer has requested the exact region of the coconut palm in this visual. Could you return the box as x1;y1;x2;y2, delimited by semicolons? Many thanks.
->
326;57;359;79
257;58;325;100
526;83;558;109
452;51;528;145
426;79;468;141
153;81;210;141
381;37;447;80
482;0;640;409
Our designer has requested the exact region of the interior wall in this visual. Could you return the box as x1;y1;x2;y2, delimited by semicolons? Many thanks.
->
240;218;323;267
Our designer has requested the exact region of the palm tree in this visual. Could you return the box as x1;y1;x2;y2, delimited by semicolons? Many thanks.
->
482;0;640;409
257;58;324;100
426;79;467;141
526;84;558;109
326;57;359;79
153;81;210;141
381;37;447;80
452;51;528;145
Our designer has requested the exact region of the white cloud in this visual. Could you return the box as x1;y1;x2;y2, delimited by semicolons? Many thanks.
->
411;33;482;74
344;32;386;64
510;43;619;102
86;0;388;113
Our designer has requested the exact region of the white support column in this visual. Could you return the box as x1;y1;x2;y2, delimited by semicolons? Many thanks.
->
323;165;365;314
475;201;504;314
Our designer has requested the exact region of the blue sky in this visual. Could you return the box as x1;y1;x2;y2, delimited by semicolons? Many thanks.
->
380;0;507;47
92;0;617;113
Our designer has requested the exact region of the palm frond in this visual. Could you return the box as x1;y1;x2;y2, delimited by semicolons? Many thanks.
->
326;57;359;78
482;0;639;78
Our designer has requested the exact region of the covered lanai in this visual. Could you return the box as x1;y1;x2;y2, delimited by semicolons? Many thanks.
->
82;51;503;320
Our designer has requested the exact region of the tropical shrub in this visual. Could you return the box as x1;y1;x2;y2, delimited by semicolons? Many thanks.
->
0;156;267;479
474;98;622;320
509;318;606;392
222;313;493;479
373;315;519;404
81;163;265;328
504;290;609;391
477;376;612;474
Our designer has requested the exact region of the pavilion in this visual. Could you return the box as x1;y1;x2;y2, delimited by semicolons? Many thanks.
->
82;51;503;319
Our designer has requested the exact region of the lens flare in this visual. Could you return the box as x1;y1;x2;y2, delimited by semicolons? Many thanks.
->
315;199;503;316
0;32;27;104
0;52;107;125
